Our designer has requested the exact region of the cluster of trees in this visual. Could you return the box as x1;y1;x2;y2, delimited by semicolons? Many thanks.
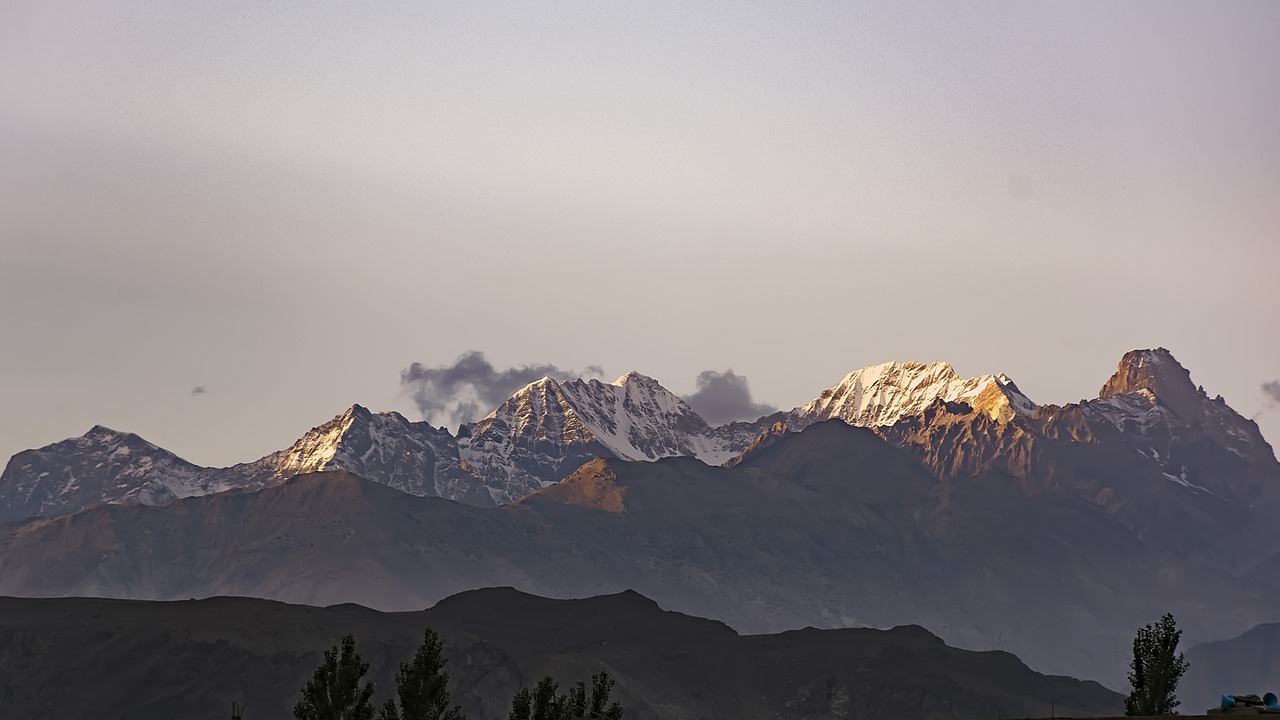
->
291;630;624;720
508;673;623;720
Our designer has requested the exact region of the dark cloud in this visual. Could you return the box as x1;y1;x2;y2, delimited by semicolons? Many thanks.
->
682;370;777;426
401;351;603;428
190;386;206;397
1264;380;1280;406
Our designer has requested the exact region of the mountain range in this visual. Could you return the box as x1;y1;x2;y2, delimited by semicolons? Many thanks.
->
8;347;1268;519
1;348;1277;689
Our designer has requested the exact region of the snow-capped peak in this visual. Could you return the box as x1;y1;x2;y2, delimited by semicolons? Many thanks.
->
460;371;744;503
273;404;371;478
611;370;662;387
273;403;490;505
791;360;1037;429
84;424;127;439
475;373;709;461
0;424;222;523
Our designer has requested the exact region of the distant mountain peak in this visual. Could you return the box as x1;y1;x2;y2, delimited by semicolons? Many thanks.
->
0;424;220;523
1092;350;1259;436
1099;348;1196;402
79;425;164;450
792;359;1036;429
343;403;373;418
611;370;661;387
73;426;182;458
461;370;763;503
272;404;490;506
1085;347;1277;472
523;375;562;390
84;424;126;438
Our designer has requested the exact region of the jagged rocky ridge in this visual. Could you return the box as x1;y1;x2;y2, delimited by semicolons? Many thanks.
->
0;371;780;517
3;349;1276;529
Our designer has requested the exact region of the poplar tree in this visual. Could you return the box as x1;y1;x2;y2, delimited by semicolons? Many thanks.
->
379;628;465;720
1125;613;1189;716
294;635;377;720
508;672;623;720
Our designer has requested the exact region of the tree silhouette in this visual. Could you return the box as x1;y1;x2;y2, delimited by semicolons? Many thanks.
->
294;634;376;720
508;672;623;720
1125;613;1189;716
378;628;465;720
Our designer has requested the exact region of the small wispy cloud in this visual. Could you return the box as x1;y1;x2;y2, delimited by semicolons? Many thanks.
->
1264;380;1280;407
191;386;207;397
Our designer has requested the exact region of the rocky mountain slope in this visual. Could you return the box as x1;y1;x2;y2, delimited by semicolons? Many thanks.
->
3;423;1276;687
0;588;1122;720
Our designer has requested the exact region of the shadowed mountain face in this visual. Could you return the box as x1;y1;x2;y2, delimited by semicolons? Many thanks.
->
1181;622;1280;711
0;589;1123;720
2;423;1275;688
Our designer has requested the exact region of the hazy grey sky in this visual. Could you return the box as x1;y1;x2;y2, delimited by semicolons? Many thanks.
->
2;1;1278;467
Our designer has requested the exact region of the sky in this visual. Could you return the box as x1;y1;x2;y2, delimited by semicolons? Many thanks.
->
1;1;1278;467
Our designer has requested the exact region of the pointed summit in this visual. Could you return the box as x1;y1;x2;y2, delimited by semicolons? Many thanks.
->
1084;348;1277;477
611;370;661;387
273;404;489;506
84;424;127;439
522;375;562;391
1099;348;1198;408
